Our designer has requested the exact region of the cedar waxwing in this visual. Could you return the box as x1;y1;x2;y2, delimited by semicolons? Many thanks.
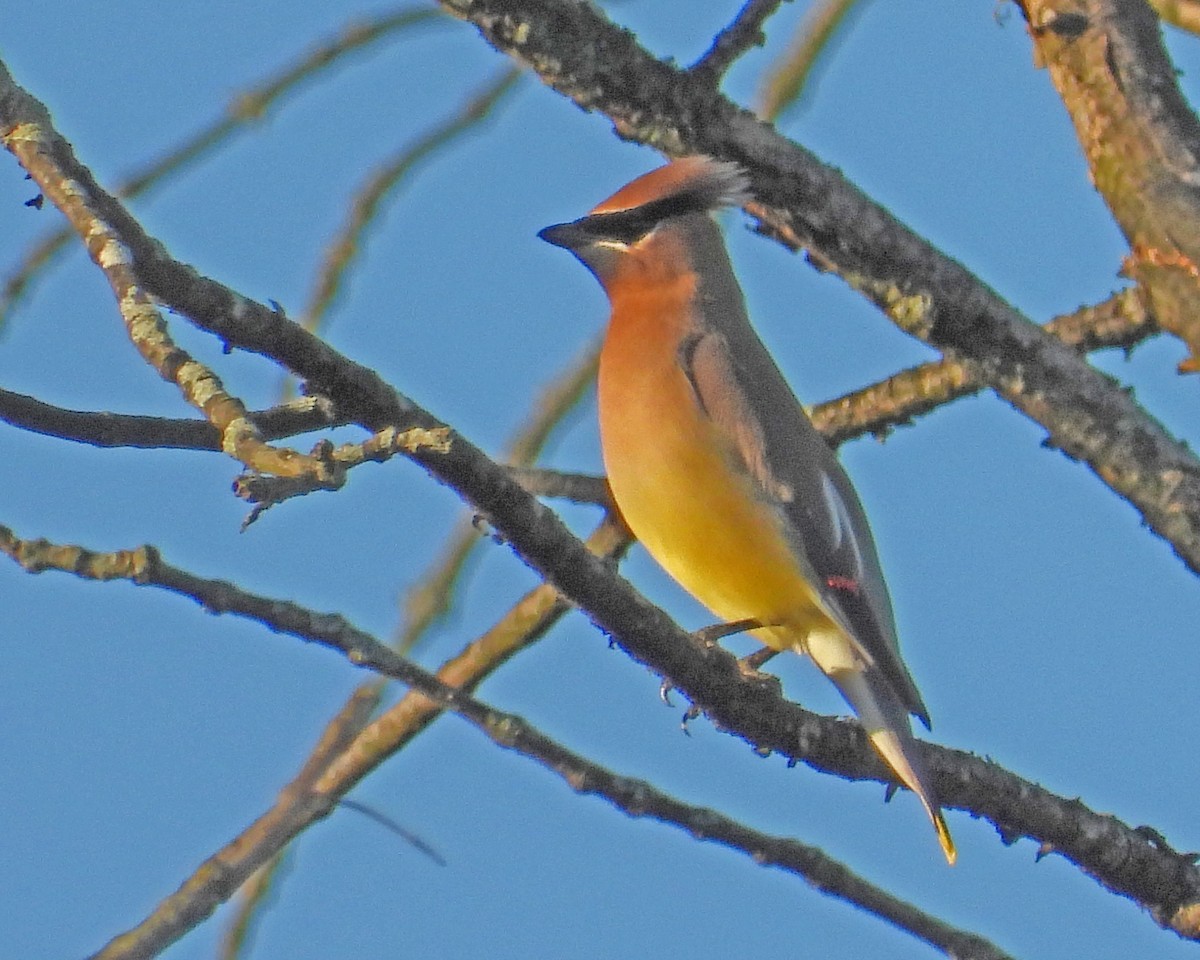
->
538;156;955;864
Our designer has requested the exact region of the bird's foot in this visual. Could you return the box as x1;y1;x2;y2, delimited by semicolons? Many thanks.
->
660;618;763;704
736;645;782;694
692;617;763;646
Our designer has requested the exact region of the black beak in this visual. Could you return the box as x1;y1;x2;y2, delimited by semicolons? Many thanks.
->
537;219;589;251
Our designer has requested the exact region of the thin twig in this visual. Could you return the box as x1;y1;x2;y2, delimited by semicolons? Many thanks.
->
756;0;867;120
233;425;451;525
216;685;381;960
690;0;790;78
396;337;601;651
336;799;446;866
298;65;523;335
0;390;344;449
0;9;443;325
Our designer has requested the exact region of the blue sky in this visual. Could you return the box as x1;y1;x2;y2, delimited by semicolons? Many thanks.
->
3;2;1200;959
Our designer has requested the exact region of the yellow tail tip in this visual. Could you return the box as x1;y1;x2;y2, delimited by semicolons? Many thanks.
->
935;812;957;866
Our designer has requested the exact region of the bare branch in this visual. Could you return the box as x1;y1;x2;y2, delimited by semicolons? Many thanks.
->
1019;0;1200;367
690;0;791;78
4;517;1200;938
508;467;609;504
233;426;451;523
815;286;1156;444
299;65;522;334
0;522;1010;960
0;389;344;449
0;9;443;325
0;67;342;486
756;0;867;120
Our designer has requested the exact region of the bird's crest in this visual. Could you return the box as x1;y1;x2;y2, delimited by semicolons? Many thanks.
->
590;156;751;217
540;156;750;249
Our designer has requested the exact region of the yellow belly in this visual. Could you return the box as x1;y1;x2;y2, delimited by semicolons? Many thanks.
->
599;331;835;650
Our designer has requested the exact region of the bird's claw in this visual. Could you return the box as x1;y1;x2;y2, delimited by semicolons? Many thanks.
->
659;678;676;706
659;679;700;733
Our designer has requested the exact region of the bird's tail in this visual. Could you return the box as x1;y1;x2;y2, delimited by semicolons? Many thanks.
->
819;657;956;865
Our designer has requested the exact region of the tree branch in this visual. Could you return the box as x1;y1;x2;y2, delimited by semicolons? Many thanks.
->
0;8;444;325
0;66;341;486
690;0;790;78
814;286;1155;443
756;0;866;120
0;388;345;449
0;524;1011;960
5;491;1200;940
1019;0;1200;368
299;65;521;334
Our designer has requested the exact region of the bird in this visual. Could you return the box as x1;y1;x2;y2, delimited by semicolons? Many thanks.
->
538;155;955;864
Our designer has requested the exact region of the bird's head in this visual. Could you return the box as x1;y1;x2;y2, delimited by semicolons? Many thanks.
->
539;156;751;290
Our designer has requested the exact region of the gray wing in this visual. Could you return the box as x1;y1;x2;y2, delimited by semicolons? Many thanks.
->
680;327;931;727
